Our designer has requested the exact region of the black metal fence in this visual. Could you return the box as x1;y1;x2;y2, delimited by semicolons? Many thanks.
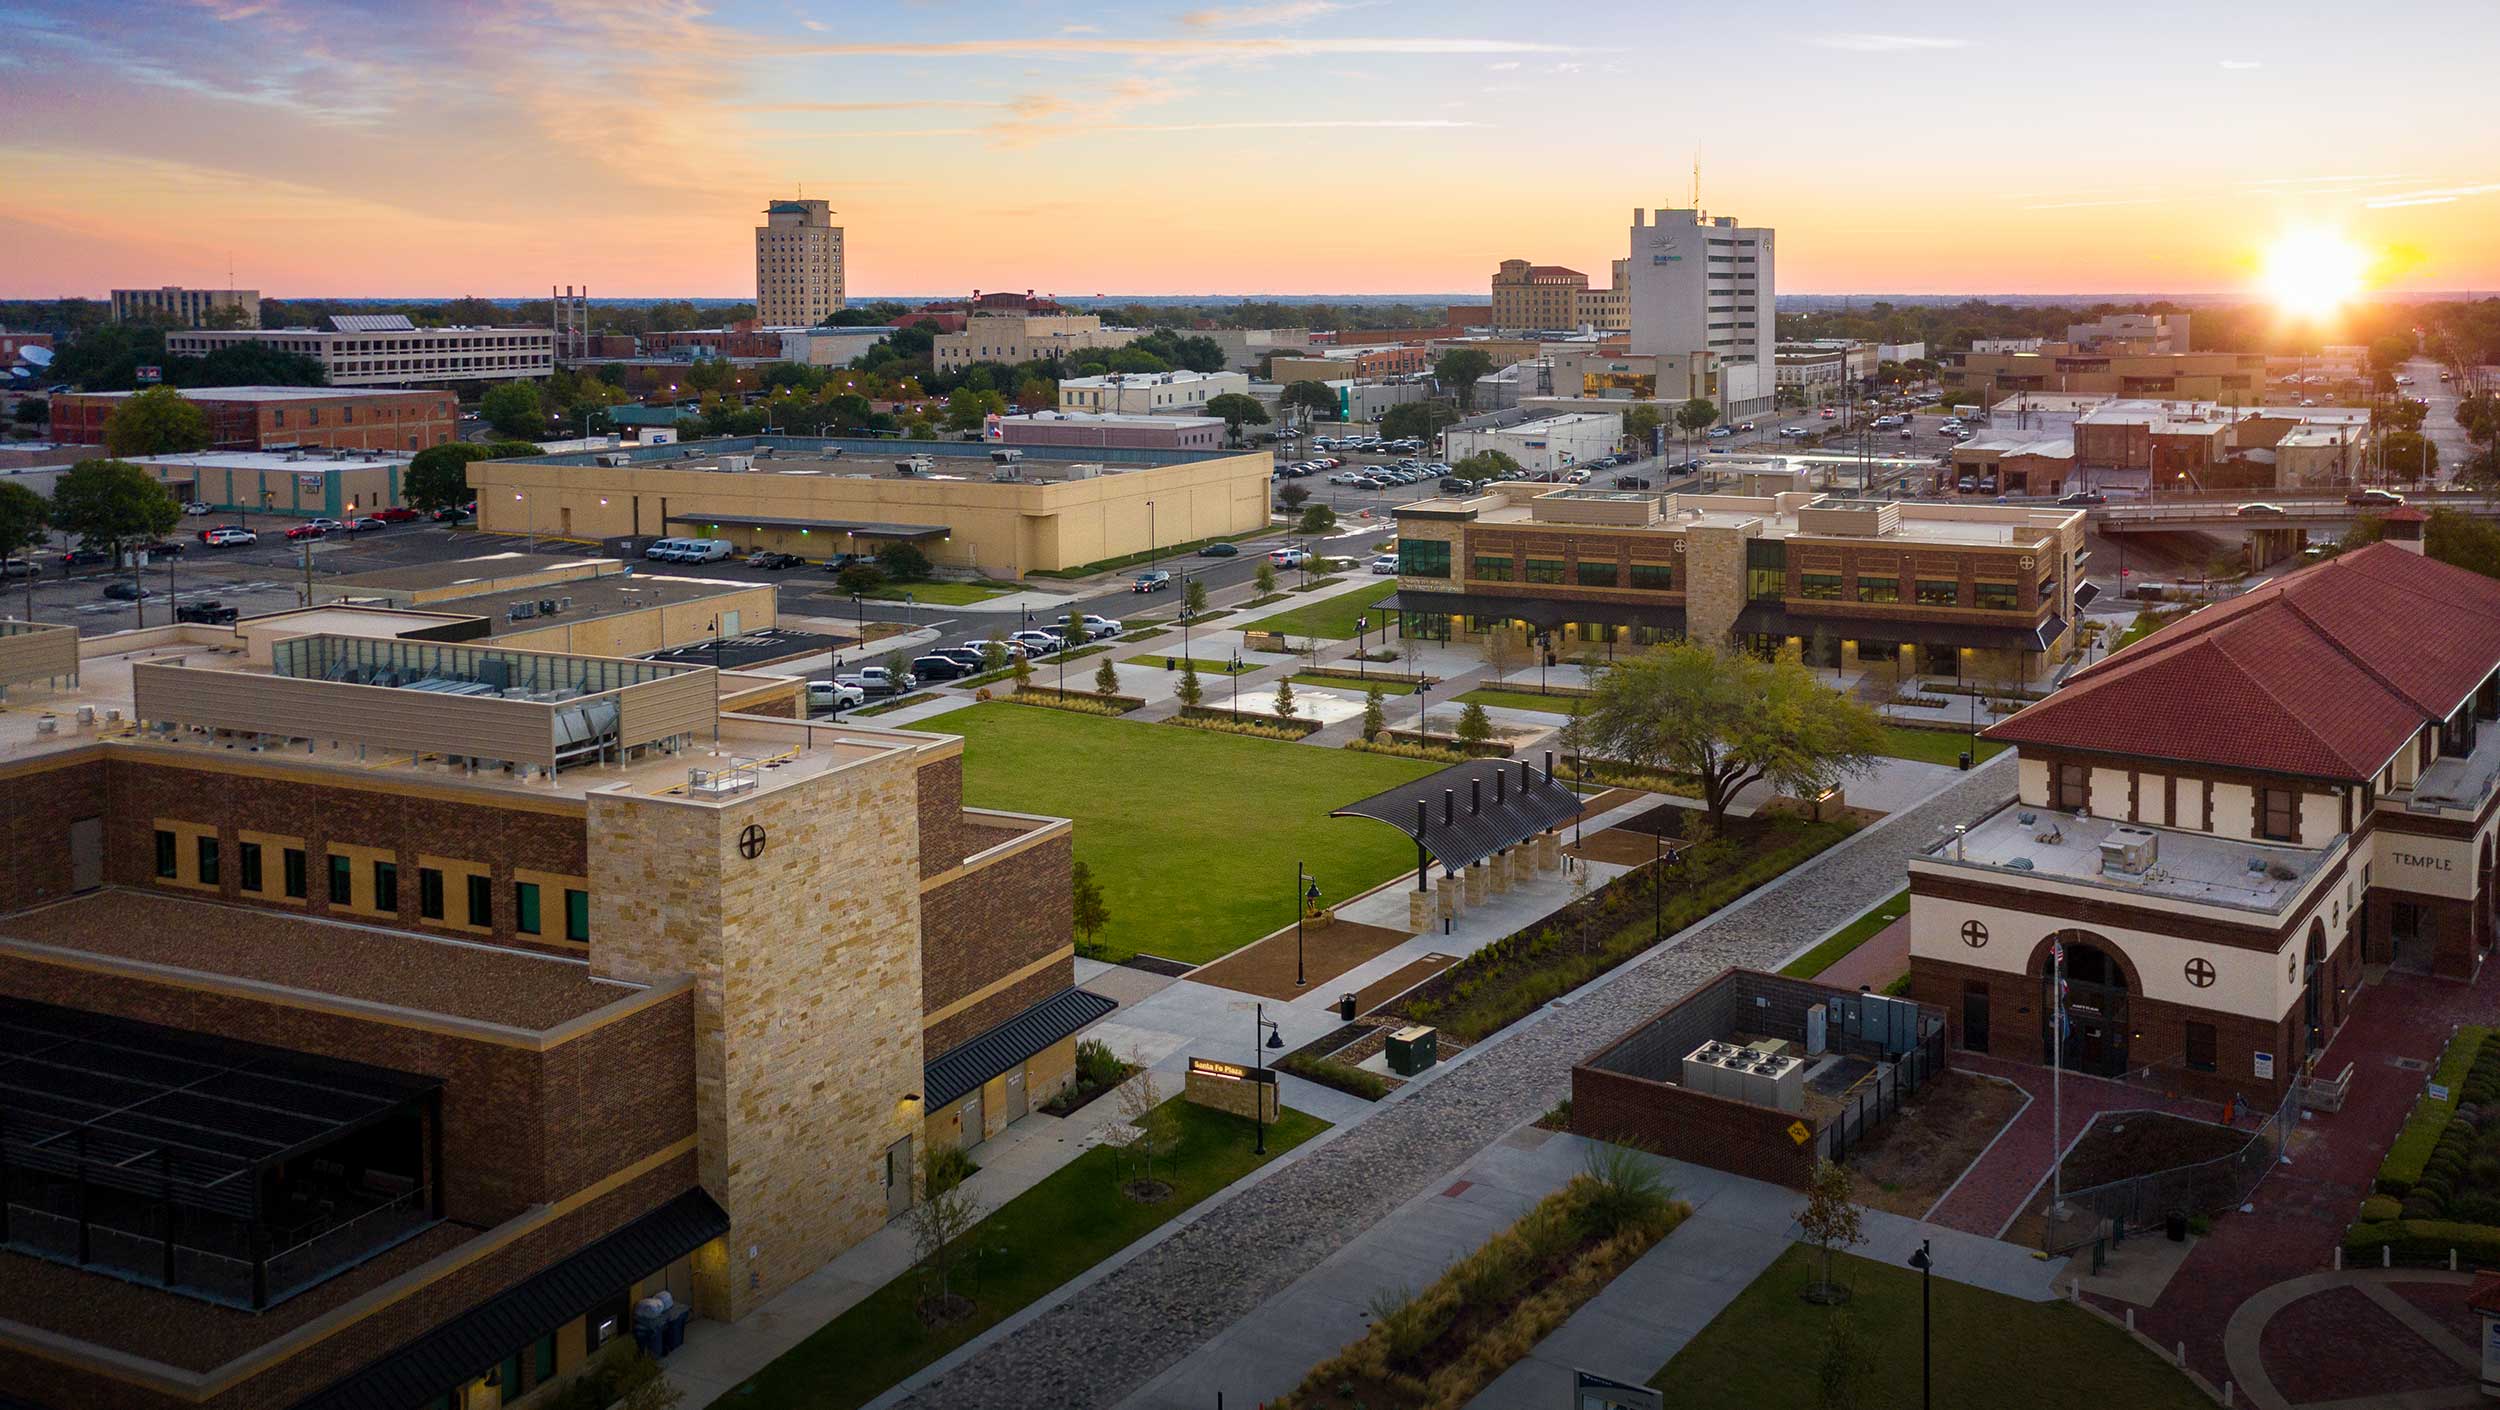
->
2040;1081;2301;1255
1818;1018;1950;1164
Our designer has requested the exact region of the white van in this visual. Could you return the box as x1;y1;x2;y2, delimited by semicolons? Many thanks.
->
644;537;691;561
678;539;735;563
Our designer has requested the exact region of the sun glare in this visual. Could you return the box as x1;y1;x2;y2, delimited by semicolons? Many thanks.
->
2262;229;2367;319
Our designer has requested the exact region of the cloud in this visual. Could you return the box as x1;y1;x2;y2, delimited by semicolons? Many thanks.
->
2218;59;2262;69
2018;196;2163;211
1181;0;1358;27
1810;33;1970;53
787;35;1576;58
1486;60;1520;71
2365;182;2500;209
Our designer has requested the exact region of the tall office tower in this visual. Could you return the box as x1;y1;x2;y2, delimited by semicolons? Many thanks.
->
755;198;845;326
1626;207;1775;380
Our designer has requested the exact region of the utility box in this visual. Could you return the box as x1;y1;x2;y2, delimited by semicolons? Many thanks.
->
1387;1025;1438;1076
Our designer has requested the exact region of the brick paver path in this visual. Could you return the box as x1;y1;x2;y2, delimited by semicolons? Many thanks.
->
1926;1053;2223;1236
892;756;2017;1409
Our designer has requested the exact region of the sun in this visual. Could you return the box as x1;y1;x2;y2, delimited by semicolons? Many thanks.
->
2262;229;2367;319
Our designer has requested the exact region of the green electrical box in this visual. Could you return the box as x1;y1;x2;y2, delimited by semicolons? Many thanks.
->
1386;1025;1438;1076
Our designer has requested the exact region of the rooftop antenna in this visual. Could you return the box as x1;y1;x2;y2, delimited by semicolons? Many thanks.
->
1691;150;1701;214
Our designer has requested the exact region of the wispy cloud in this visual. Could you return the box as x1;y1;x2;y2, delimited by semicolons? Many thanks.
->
1486;60;1520;71
1811;33;1970;53
2218;59;2262;70
2365;182;2500;209
2019;196;2162;211
787;35;1575;58
1180;0;1360;28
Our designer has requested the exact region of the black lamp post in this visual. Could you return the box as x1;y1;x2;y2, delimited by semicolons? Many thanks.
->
1254;1004;1283;1154
1909;1239;1933;1410
851;591;865;656
1295;866;1321;987
1229;653;1242;719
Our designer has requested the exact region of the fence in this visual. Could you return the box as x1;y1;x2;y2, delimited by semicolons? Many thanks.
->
1817;1017;1950;1165
2040;1079;2303;1255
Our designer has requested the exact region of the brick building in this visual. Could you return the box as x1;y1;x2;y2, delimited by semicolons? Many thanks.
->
49;386;457;454
1490;260;1588;331
1909;541;2500;1108
0;624;1093;1410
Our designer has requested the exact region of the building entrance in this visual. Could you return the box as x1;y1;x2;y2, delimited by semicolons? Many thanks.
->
2043;936;2130;1078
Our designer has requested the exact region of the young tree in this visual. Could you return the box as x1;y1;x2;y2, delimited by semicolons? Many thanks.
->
1176;659;1204;709
1816;1307;1869;1410
907;1146;985;1318
1798;1159;1866;1303
1115;1054;1176;1196
101;386;211;457
1296;504;1338;537
1620;403;1663;457
479;379;545;439
1433;347;1495;410
1277;482;1312;514
980;634;1010;673
1361;683;1387;741
1674;396;1721;461
1070;859;1110;955
1456;700;1494;747
1254;560;1277;595
1204;391;1271;446
1272;678;1298;721
1010;650;1034;690
1093;655;1120;698
1481;624;1530;682
1452;450;1520;484
835;561;884;595
1581;642;1885;831
1183;576;1209;619
50;459;180;563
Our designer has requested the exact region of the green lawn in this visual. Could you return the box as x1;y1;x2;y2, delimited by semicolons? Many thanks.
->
862;581;1016;606
914;702;1437;962
1877;724;2007;767
1292;672;1420;696
1239;585;1399;642
1455;686;1589;715
1121;653;1254;674
1780;888;1908;978
733;1100;1327;1410
1654;1245;2209;1410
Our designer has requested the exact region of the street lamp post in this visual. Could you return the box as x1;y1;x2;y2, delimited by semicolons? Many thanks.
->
1295;865;1321;988
1254;1004;1283;1155
1909;1240;1934;1410
851;591;864;659
1229;652;1241;719
1415;676;1431;739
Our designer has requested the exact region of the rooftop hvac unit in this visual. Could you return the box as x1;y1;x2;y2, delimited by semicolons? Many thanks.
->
1682;1042;1728;1097
507;601;537;621
2100;825;2159;876
597;453;630;467
537;598;560;616
720;454;753;473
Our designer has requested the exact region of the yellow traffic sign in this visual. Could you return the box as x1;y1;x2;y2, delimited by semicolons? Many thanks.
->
1787;1120;1812;1146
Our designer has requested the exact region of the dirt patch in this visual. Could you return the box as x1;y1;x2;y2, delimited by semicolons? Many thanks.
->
1845;1071;2027;1219
1566;826;1677;868
1189;918;1416;1000
1352;953;1459;1014
2059;1111;2249;1190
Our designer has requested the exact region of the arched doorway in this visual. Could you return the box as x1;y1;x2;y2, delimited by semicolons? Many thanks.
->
2041;933;2131;1077
2303;919;2327;1058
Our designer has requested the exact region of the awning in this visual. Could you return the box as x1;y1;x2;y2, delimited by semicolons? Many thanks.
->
290;1188;730;1410
1380;590;1687;635
1734;603;2067;653
1333;756;1581;877
925;987;1117;1110
665;513;949;541
2073;581;2101;608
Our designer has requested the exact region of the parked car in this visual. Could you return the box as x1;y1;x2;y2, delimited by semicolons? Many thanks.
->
1132;569;1172;593
0;558;39;578
1439;476;1472;493
928;647;993;671
1369;554;1399;575
836;665;913;696
746;550;803;569
673;538;734;562
181;500;213;516
102;581;152;601
431;504;471;523
644;537;690;560
2236;502;2288;518
137;539;185;557
1196;541;1239;557
176;601;240;625
345;516;390;533
1269;547;1311;568
1009;629;1068;655
372;506;422;523
2057;491;2108;507
911;654;974;681
2347;488;2406;507
1613;474;1653;490
1080;614;1123;639
283;522;332;542
806;679;867;709
59;547;110;568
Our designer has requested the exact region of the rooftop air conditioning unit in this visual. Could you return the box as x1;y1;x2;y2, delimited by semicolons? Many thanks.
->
597;453;630;467
721;455;753;473
2100;825;2159;876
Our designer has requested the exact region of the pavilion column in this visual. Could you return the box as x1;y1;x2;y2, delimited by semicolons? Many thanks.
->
1538;831;1562;870
1408;886;1432;932
1439;876;1462;920
1489;850;1513;894
1465;861;1488;905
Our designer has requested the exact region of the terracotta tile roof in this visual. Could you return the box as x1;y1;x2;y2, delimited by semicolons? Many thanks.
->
1987;543;2500;780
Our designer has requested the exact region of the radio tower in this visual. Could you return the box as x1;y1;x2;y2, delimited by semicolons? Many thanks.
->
552;285;590;361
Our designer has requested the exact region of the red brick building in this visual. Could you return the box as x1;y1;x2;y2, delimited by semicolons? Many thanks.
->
49;386;456;454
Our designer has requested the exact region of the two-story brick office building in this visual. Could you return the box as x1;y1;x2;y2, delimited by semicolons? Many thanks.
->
0;623;1092;1410
1907;539;2500;1108
1386;484;2085;686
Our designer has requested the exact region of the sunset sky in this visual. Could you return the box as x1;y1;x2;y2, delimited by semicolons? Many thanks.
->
4;0;2497;300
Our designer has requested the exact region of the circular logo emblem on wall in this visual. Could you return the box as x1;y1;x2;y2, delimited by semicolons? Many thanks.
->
2185;957;2216;988
737;823;768;860
1961;920;1988;948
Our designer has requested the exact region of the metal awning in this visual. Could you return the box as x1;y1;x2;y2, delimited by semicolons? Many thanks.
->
665;512;948;540
1380;590;1686;634
290;1188;729;1410
1332;755;1581;878
2073;581;2101;608
925;987;1117;1110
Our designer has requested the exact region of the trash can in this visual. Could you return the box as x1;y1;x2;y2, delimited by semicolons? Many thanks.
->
1386;1025;1438;1076
1165;657;1176;670
1958;751;1974;771
661;1305;692;1356
2165;1211;2189;1243
1338;992;1359;1021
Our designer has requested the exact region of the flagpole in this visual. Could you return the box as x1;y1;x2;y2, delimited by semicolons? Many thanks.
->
2052;939;2065;1219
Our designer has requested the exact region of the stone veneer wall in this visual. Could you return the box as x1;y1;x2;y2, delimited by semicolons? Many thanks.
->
1680;522;1749;646
587;753;924;1320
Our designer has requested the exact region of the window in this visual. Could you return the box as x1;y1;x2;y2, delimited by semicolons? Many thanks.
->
1576;561;1618;588
1975;581;2020;611
2053;762;2089;811
565;889;590;942
419;868;445;920
1472;554;1514;582
1798;573;1843;600
154;830;178;879
196;835;220;887
2261;788;2297;842
283;848;308;899
467;874;493;928
239;842;263;892
1915;579;1960;606
328;855;353;905
374;861;399;913
515;882;542;936
1523;558;1565;585
1629;562;1674;591
1744;539;1786;600
1396;539;1449;578
1863;574;1902;601
2185;1021;2217;1072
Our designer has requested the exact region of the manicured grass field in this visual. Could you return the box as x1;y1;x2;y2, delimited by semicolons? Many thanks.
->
914;702;1437;963
1454;686;1590;715
1239;583;1399;641
862;581;1016;606
1653;1245;2209;1410
1780;887;1909;978
1877;724;2007;767
733;1100;1326;1410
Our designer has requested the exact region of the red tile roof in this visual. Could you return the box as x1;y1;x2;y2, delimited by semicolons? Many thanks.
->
1986;543;2500;780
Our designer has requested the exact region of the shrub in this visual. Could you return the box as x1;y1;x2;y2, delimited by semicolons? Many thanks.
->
2359;1194;2402;1222
1076;1038;1127;1088
2345;1218;2500;1265
1572;1142;1676;1242
1346;736;1474;764
2376;1027;2492;1196
1279;1052;1389;1101
1009;687;1137;717
923;1144;980;1196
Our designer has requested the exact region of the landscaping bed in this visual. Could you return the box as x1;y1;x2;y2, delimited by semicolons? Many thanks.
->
2352;1028;2500;1260
1843;1070;2027;1219
1453;686;1590;715
1121;653;1251;673
1278;1050;1390;1101
1010;685;1144;715
1381;727;1513;757
1168;706;1323;739
1040;1039;1140;1117
1273;1151;1689;1409
960;643;1107;688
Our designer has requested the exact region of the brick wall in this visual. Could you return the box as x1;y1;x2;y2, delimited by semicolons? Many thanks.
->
1571;1064;1819;1189
0;752;106;914
921;834;1073;1053
916;753;969;877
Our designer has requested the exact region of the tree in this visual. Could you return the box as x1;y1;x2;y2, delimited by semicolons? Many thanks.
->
1361;684;1387;741
479;380;545;439
51;459;179;563
1452;450;1520;484
101;386;210;457
1184;577;1209;618
1481;623;1530;681
1456;700;1494;747
1296;504;1337;537
1277;482;1311;514
2459;391;2500;448
1254;560;1277;595
403;443;492;513
1115;1054;1177;1196
943;386;1005;434
1176;659;1204;709
1674;396;1720;461
1010;650;1034;690
2367;332;2417;376
1094;655;1120;699
981;635;1010;673
877;541;933;582
1204;392;1270;446
1620;403;1662;457
1273;678;1298;721
2382;430;2439;482
1433;347;1495;411
906;1146;984;1320
1071;859;1110;955
836;561;884;594
1379;399;1459;443
1279;380;1338;426
1798;1159;1866;1303
0;480;47;615
1581;642;1885;830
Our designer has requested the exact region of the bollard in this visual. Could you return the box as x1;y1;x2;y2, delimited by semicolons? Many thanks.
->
2334;1245;2343;1272
2176;1342;2187;1368
2126;1307;2136;1333
2225;1382;2234;1406
2384;1246;2392;1268
2453;1248;2461;1271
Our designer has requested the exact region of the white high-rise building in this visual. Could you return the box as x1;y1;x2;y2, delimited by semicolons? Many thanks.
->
755;198;844;326
1626;208;1775;411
